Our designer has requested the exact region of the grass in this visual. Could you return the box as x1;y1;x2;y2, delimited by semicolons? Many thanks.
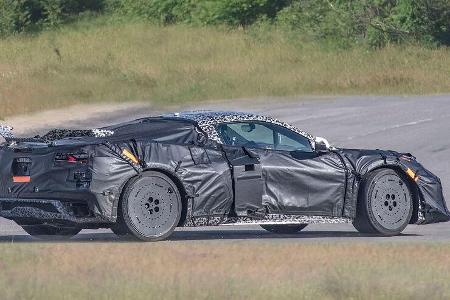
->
0;241;449;299
0;19;449;118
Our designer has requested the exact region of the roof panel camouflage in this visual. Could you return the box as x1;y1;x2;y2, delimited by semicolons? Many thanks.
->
164;111;315;145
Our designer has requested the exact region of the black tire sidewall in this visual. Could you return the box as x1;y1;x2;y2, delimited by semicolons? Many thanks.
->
121;171;182;241
364;169;413;236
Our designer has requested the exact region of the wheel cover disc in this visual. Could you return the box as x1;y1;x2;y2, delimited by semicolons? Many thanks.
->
127;176;180;237
370;174;411;231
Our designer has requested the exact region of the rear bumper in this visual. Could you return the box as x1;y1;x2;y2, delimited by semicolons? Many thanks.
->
0;198;110;226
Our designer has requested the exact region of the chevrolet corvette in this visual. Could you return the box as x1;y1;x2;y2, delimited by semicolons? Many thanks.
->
0;111;448;241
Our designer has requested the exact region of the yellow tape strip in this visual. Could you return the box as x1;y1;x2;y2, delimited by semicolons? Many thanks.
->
122;148;139;165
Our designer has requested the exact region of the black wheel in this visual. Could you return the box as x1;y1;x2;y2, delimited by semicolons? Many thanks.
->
22;225;81;239
260;224;308;234
353;168;414;236
120;171;182;241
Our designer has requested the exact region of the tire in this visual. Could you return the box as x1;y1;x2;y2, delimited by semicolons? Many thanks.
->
353;168;414;236
110;223;131;237
22;225;81;239
110;202;133;238
120;171;182;241
260;224;308;234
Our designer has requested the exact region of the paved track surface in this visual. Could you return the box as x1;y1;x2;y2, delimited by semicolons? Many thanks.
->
1;95;450;242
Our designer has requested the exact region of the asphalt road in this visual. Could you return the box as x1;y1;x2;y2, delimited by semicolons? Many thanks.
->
1;94;450;243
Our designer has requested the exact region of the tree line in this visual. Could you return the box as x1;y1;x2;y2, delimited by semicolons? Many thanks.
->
1;0;449;47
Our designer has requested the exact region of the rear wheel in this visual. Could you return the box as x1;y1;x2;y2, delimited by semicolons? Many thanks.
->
353;169;413;236
260;224;307;234
120;171;182;241
110;201;133;238
22;225;81;239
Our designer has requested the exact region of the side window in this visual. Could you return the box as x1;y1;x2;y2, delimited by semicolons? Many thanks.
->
216;121;313;152
273;124;312;152
217;122;275;149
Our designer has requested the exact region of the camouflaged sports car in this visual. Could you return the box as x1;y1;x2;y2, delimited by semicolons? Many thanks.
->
0;111;448;241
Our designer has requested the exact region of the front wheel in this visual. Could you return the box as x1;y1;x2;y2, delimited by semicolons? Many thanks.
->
260;224;308;234
353;169;414;236
120;171;182;241
22;225;81;239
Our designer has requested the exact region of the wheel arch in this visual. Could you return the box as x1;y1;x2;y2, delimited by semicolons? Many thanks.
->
115;167;190;227
359;165;420;224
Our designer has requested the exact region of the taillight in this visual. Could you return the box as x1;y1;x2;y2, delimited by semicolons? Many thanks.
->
55;152;89;164
12;157;32;183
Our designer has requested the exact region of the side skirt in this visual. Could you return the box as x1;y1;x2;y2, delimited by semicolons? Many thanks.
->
184;214;352;227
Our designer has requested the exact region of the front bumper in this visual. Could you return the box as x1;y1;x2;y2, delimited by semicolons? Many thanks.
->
416;175;450;224
401;157;450;224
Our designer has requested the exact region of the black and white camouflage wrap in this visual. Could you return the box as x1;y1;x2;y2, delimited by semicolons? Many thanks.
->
184;214;352;227
0;125;14;139
40;128;114;142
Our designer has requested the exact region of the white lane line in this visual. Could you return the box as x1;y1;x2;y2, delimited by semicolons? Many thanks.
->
346;118;433;140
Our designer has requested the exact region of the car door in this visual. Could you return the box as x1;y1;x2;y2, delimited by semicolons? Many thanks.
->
216;121;348;217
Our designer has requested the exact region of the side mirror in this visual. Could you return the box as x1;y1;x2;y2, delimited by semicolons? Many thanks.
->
315;137;330;153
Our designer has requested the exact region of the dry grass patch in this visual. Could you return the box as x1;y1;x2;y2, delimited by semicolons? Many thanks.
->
0;242;449;299
0;22;449;118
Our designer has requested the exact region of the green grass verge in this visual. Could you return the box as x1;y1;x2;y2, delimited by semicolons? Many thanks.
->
0;20;449;118
0;242;449;299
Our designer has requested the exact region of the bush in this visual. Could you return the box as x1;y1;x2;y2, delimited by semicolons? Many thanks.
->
105;0;190;24
0;0;105;36
0;0;34;36
277;0;450;47
108;0;291;25
197;0;290;26
390;0;450;46
276;0;363;48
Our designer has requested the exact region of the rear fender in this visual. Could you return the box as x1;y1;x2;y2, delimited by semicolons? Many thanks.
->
113;164;192;225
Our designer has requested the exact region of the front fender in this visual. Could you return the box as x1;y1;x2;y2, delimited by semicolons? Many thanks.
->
396;156;450;224
339;149;450;224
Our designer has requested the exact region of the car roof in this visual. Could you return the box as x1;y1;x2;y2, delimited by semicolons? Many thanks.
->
162;110;257;123
161;110;315;143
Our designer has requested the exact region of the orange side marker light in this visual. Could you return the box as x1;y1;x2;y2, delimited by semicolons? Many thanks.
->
406;168;419;182
122;149;139;165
